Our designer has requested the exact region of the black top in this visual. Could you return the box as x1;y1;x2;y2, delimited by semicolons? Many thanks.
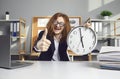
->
33;31;69;61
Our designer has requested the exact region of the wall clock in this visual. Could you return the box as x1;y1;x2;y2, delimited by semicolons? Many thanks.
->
67;26;97;55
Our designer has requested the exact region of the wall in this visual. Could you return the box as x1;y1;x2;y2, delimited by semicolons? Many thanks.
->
0;0;120;54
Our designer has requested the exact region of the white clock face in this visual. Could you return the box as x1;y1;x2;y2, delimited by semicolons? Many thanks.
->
67;26;97;55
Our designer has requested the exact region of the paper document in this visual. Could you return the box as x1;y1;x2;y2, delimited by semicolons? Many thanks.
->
97;55;120;62
99;61;120;70
97;37;120;70
97;46;120;61
99;46;120;53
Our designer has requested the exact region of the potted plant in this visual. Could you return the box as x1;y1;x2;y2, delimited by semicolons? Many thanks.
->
100;10;112;19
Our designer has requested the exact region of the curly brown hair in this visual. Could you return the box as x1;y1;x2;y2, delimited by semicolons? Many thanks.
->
46;12;71;41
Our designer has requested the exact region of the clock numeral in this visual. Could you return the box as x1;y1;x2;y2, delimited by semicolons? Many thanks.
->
92;35;94;38
89;47;92;50
93;40;96;46
70;35;73;38
73;31;77;34
76;48;79;52
92;40;95;45
69;40;72;44
89;41;95;50
72;45;75;48
83;48;85;53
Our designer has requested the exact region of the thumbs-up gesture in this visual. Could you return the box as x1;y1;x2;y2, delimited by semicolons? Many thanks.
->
36;28;51;52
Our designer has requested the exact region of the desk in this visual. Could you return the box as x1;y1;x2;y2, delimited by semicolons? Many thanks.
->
0;61;120;79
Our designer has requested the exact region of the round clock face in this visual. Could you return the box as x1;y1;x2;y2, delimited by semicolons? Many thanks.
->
67;26;97;55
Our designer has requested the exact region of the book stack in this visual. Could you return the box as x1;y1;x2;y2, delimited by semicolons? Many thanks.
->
97;46;120;70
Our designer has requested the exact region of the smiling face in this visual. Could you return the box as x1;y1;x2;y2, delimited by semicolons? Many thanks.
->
53;17;65;35
46;12;71;41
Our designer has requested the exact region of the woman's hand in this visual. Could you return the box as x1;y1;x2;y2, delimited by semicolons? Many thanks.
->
83;17;92;28
83;22;91;28
36;28;51;52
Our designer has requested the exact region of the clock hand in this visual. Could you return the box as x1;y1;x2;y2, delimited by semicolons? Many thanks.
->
81;36;84;48
79;28;84;48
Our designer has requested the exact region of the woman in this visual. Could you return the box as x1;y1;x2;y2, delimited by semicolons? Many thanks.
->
33;12;71;61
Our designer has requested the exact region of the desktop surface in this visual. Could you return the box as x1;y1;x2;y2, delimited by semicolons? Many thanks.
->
0;61;119;79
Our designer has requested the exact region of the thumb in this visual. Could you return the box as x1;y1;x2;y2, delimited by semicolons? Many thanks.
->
42;28;48;39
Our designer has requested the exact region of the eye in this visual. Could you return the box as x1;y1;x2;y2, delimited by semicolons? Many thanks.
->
53;22;57;26
59;22;65;26
54;21;65;26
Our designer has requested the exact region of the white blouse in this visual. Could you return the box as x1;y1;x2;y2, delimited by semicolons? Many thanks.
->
52;37;60;61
